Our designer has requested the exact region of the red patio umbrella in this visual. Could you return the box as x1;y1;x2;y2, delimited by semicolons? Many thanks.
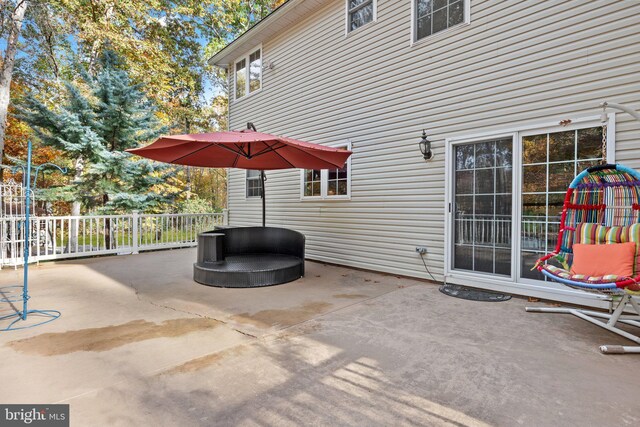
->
127;124;352;226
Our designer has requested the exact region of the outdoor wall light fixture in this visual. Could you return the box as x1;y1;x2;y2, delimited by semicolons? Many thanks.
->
419;130;433;161
263;60;274;70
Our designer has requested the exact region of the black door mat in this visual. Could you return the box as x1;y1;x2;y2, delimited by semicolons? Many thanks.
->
439;284;512;302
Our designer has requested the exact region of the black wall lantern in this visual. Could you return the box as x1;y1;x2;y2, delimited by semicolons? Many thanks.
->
419;130;433;161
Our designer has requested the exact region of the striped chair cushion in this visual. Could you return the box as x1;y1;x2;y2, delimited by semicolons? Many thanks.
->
574;223;609;244
541;264;624;284
572;223;640;273
574;223;640;245
606;223;640;244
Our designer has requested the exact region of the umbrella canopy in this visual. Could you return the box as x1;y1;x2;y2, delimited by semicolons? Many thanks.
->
127;127;353;226
127;129;351;170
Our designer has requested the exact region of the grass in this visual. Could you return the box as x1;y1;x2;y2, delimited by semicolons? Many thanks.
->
49;229;207;250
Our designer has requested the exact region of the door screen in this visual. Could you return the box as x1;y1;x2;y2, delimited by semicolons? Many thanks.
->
453;138;513;276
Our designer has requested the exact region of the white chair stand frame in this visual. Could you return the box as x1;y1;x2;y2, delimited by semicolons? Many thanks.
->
526;294;640;354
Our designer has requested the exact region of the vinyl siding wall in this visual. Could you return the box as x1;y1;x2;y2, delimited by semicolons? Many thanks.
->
226;0;640;283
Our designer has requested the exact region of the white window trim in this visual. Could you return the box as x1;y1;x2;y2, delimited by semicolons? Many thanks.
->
245;170;262;199
233;44;263;103
410;0;471;47
443;113;616;309
300;141;352;201
300;170;323;201
345;0;377;36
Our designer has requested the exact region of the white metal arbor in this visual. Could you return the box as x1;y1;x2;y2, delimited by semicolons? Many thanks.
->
0;179;35;268
0;142;61;331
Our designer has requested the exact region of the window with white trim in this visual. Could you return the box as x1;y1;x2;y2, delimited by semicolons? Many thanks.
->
235;59;246;99
303;169;322;197
301;142;351;199
246;170;262;198
328;163;348;196
415;0;466;41
347;0;375;32
248;50;261;92
234;47;261;100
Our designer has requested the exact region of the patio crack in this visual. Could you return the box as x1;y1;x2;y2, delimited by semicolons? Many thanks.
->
128;282;258;339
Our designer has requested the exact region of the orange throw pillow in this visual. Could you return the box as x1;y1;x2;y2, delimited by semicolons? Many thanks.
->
571;243;636;277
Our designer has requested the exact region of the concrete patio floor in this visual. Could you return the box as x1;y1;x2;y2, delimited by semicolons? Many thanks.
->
0;248;639;426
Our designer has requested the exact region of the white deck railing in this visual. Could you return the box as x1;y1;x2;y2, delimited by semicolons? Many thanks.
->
455;214;552;250
0;210;227;268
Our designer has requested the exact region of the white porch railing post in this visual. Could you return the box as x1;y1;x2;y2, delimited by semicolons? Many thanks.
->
222;208;229;225
1;219;6;269
132;210;139;254
0;212;223;266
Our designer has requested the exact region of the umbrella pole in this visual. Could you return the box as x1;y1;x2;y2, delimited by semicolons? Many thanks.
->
261;170;266;227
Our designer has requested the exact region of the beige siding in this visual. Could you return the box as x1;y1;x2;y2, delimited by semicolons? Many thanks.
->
226;0;640;281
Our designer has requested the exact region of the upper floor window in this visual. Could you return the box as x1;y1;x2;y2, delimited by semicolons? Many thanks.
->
301;142;352;199
249;50;261;92
234;47;261;100
347;0;375;32
235;59;246;99
415;0;467;41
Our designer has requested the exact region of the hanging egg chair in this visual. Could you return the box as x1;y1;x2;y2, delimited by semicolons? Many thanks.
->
533;163;640;293
527;103;640;354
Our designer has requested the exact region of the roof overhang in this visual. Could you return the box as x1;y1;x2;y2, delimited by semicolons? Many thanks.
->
208;0;327;68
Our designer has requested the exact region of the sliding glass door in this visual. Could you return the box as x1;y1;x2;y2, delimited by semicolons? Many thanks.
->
452;138;513;276
519;127;604;281
448;123;607;287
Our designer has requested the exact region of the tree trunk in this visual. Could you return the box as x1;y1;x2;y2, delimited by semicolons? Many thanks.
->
68;156;84;252
184;118;191;199
102;193;112;250
88;38;102;77
0;0;29;171
87;4;113;76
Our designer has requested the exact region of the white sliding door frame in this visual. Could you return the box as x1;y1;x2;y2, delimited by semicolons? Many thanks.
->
445;132;518;280
444;114;616;309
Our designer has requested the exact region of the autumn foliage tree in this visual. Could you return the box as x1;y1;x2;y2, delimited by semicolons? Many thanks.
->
17;50;175;212
3;78;66;212
1;0;287;213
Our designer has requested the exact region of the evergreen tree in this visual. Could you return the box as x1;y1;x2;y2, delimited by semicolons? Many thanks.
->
16;50;174;215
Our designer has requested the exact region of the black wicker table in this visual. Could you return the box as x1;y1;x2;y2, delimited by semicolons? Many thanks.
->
193;227;305;288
